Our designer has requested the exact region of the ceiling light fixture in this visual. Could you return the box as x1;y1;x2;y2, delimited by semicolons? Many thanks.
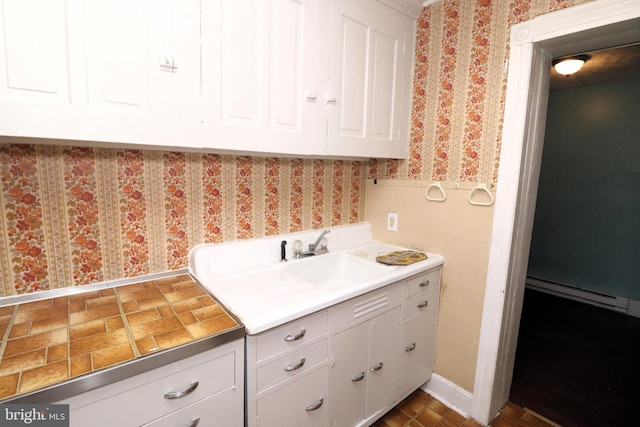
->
552;54;591;76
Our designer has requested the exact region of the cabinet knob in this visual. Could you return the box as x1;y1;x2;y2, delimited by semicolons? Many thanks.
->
419;280;430;287
325;93;337;104
284;329;306;342
351;371;366;382
305;398;324;411
417;300;429;309
305;90;318;101
163;381;199;399
159;55;177;72
189;418;201;427
369;362;384;372
284;358;306;372
405;343;417;352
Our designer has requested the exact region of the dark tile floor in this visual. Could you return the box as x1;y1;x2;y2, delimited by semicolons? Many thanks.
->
373;389;558;427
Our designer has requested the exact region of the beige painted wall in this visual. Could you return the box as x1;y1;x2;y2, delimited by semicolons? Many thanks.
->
365;179;494;391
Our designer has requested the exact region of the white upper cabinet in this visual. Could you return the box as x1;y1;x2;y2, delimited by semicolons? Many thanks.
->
200;0;323;156
0;0;193;147
0;0;416;159
326;0;414;158
200;0;415;159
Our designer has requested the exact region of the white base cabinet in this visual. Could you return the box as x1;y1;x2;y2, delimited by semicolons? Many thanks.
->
400;269;440;398
59;339;244;427
247;267;441;427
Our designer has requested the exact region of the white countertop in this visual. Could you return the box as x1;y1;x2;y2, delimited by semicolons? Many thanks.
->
189;224;444;334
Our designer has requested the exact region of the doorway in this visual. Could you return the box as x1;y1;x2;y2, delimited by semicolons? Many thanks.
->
470;1;640;424
509;43;640;425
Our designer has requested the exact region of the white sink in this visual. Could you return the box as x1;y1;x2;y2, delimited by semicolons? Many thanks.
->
285;252;390;288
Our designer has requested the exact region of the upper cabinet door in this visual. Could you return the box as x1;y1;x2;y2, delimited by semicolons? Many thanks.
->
201;0;322;156
0;0;180;147
326;0;414;159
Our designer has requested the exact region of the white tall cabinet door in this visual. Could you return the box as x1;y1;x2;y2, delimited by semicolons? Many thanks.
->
326;0;414;159
201;0;322;156
329;321;369;427
365;306;402;419
400;304;437;396
0;0;182;147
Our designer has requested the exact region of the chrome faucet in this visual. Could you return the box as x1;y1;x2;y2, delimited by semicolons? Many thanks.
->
309;229;330;253
294;229;330;258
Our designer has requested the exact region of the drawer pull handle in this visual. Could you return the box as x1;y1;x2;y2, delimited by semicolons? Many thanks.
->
417;300;429;308
164;381;199;399
189;418;201;427
285;358;306;371
305;398;324;411
369;362;384;372
405;343;417;352
419;280;430;287
284;329;306;342
351;371;366;382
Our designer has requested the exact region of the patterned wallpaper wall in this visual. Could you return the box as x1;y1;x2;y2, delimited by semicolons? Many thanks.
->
0;145;366;295
0;0;592;297
371;0;592;183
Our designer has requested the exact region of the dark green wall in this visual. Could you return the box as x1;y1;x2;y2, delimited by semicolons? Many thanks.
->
528;78;640;300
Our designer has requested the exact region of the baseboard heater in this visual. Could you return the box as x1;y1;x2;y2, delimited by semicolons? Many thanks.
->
525;277;628;313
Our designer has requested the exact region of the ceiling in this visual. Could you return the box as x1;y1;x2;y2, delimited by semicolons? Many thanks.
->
549;43;640;91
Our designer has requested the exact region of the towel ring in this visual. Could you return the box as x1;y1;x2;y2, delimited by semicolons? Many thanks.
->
468;184;494;206
425;182;446;202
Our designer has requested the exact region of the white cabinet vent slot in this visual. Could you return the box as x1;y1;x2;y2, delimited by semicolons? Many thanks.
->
353;293;389;319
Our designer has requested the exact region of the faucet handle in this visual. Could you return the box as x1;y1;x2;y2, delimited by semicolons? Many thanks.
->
280;240;287;262
293;240;303;257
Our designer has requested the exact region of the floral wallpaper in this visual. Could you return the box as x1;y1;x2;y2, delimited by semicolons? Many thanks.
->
0;0;593;297
0;145;366;296
371;0;592;183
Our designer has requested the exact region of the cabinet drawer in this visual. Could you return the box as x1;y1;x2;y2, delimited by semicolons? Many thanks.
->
68;349;237;427
402;291;439;323
256;310;328;362
257;365;327;427
257;339;328;393
405;269;440;300
141;388;239;427
330;285;402;330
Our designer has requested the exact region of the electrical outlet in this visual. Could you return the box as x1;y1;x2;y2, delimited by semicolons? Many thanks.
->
387;212;398;232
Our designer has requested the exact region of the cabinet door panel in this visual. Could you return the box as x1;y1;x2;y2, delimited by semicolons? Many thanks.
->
201;0;317;155
329;321;369;427
366;306;401;418
219;0;261;124
339;16;368;136
0;0;70;101
370;30;396;139
400;305;437;396
270;0;304;132
327;0;413;158
84;0;154;110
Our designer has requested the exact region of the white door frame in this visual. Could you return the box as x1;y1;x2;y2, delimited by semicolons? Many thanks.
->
471;0;640;424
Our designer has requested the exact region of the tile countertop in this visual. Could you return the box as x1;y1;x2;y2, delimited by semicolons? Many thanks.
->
0;273;242;403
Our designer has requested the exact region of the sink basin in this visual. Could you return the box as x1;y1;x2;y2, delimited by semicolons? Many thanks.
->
286;252;390;288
